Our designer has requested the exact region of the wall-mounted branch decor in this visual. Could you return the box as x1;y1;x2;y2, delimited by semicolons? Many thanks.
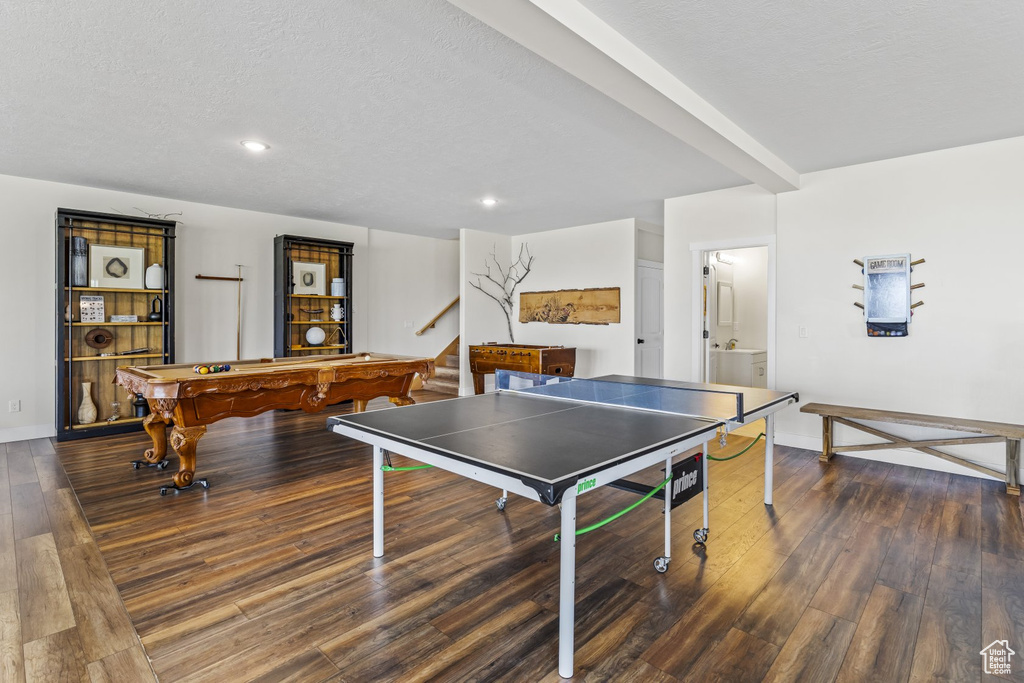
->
520;287;620;325
468;244;533;342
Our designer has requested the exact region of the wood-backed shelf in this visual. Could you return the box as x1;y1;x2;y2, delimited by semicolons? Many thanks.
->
71;416;145;430
64;287;168;294
290;344;349;351
56;208;176;442
289;321;347;326
275;235;353;358
66;354;166;362
67;321;166;327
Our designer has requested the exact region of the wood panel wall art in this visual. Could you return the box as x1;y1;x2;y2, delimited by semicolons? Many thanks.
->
519;287;620;325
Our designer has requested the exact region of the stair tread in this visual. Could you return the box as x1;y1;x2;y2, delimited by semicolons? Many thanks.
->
424;377;459;396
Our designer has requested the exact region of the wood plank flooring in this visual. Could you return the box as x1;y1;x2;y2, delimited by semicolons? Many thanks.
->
0;433;155;682
0;389;1018;681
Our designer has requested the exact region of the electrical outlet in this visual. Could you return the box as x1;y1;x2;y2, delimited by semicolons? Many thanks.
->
8;400;20;413
798;325;809;338
403;320;413;329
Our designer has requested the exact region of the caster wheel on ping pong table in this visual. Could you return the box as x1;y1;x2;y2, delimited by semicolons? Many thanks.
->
495;496;507;511
693;528;708;544
653;556;670;573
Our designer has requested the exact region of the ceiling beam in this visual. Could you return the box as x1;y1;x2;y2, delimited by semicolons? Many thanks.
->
448;0;800;193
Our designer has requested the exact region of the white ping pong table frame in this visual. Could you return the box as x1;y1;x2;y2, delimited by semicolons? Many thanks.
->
330;400;791;678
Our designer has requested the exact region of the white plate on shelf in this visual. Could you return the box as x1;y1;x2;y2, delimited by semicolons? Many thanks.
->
305;326;326;345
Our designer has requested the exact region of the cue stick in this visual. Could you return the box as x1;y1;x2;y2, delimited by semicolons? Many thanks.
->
194;269;246;360
236;264;243;360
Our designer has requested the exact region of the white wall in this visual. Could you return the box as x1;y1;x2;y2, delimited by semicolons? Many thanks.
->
459;220;641;393
174;214;367;363
665;135;1024;480
636;221;665;263
513;219;638;379
664;184;777;381
776;136;1024;477
460;228;513;394
366;230;459;357
0;173;457;442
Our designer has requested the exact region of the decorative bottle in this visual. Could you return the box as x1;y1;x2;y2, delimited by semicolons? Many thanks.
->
77;382;98;424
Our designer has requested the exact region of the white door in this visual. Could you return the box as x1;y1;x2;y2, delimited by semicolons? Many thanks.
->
706;260;717;382
636;262;664;378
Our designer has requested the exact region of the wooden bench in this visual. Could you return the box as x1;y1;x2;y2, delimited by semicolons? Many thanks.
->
801;403;1023;495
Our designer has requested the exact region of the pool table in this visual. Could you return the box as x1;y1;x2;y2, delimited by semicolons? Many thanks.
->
114;352;433;493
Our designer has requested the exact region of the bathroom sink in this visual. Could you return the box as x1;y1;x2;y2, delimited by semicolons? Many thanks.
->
716;348;765;354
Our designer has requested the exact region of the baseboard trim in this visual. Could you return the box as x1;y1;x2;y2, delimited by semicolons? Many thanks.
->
0;423;56;444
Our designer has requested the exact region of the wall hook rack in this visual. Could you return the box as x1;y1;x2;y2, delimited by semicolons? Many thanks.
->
853;254;925;337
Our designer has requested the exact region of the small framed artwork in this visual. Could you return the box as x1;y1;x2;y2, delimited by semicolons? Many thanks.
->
292;261;326;295
79;295;105;323
89;244;145;289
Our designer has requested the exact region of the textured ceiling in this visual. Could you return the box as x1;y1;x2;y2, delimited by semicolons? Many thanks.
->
581;0;1024;172
1;1;1022;238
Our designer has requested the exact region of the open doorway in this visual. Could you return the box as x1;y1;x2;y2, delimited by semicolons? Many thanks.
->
691;236;777;390
707;246;769;384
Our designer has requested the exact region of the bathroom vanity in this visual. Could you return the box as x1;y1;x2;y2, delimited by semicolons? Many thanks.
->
714;348;767;388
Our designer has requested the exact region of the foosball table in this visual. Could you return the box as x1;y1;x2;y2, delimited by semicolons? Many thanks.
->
468;343;576;394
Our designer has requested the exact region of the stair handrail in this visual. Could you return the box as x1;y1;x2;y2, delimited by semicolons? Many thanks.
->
416;296;459;336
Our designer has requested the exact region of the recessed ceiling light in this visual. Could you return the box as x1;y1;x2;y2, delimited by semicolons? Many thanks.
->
480;197;498;207
240;140;270;152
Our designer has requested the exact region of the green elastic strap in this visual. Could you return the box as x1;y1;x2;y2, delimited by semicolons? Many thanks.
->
380;464;435;472
554;474;672;542
707;432;764;461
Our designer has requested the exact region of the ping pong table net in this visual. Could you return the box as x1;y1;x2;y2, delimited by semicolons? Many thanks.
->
495;370;745;423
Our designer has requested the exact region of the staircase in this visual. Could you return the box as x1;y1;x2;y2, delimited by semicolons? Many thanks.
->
425;353;461;396
422;336;461;396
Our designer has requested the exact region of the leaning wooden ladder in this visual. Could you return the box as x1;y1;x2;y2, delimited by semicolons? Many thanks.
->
801;403;1023;495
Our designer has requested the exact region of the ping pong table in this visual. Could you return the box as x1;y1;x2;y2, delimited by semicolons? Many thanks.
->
326;371;798;678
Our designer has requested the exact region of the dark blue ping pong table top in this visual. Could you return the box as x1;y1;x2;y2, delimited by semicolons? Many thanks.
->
327;373;798;505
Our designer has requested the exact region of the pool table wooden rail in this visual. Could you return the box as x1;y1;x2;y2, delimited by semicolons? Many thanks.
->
114;353;433;493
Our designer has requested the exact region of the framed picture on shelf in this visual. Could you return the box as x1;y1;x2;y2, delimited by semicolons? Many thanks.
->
89;244;145;289
292;261;326;295
79;295;105;323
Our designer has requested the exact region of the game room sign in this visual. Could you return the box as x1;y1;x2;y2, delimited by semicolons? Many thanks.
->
855;252;925;338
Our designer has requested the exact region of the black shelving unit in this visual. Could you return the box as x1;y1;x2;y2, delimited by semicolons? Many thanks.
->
55;208;175;441
273;235;353;357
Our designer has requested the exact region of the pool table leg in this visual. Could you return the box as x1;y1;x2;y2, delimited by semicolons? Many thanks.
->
131;414;170;470
168;425;208;489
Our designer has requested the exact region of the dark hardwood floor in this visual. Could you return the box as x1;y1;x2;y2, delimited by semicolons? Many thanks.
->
3;389;1020;681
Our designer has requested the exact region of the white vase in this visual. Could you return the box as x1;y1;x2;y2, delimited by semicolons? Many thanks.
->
145;263;164;289
77;382;97;424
